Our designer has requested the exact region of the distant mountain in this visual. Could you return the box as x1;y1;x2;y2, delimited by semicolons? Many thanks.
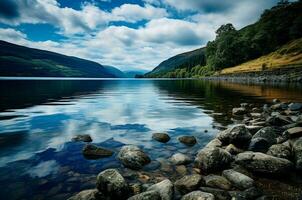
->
0;40;116;77
145;48;206;77
103;65;126;78
123;69;149;78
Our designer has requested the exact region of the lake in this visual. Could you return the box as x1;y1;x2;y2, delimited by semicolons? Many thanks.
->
0;79;302;200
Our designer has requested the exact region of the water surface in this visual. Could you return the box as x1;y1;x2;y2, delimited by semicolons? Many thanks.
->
0;79;302;200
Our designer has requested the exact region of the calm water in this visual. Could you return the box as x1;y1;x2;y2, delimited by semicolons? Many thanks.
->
0;79;302;200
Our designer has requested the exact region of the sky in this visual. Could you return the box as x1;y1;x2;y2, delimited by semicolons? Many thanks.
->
0;0;283;71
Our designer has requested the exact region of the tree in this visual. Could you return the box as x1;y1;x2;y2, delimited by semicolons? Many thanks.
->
215;23;236;38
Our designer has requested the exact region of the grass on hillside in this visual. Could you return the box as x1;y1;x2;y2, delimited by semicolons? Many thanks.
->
219;38;302;75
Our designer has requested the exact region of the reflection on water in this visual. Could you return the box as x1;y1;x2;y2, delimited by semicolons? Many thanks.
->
0;79;302;200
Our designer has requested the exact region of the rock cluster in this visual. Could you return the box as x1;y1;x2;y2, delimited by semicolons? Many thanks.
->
69;99;302;200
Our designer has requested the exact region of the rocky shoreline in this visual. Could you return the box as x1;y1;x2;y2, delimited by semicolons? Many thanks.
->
68;100;302;200
204;66;302;84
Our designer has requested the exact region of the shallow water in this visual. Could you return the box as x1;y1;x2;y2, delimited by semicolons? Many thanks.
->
0;79;302;200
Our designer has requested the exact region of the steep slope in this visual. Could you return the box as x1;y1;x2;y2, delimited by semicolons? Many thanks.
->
220;38;302;74
103;65;126;78
145;47;206;77
0;40;115;77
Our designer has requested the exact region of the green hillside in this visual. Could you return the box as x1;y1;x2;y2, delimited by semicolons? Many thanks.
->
0;40;116;77
145;1;302;78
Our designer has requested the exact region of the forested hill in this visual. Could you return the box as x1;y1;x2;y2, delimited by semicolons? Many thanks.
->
145;0;302;78
0;41;117;77
145;48;206;78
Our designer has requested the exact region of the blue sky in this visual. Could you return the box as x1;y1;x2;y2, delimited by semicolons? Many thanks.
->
0;0;283;71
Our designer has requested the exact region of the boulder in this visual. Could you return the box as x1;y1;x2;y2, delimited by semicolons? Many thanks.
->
174;174;203;194
232;107;248;115
170;153;192;165
248;138;270;153
271;103;288;110
195;147;233;173
288;103;302;111
235;152;294;174
200;187;231;200
82;144;114;159
152;133;170;143
252;127;279;146
267;115;292;126
204;174;232;190
72;134;92;142
178;136;197;146
285;127;302;138
225;144;243;155
222;169;254;190
147;179;173;200
205;138;222;149
181;191;214;200
96;169;129;199
118;145;151;169
217;125;252;147
67;189;103;200
128;190;160;200
229;187;262;200
293;138;302;170
267;144;291;160
245;126;263;135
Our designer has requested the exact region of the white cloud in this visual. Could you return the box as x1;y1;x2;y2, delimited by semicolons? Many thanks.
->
111;4;168;23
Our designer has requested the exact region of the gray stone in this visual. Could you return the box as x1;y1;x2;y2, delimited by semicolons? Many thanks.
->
235;152;294;174
147;179;173;200
195;147;233;173
217;125;252;147
170;153;192;165
181;191;214;200
200;187;231;200
225;144;243;155
67;189;103;200
128;190;160;200
232;107;248;115
288;103;302;111
174;174;203;194
286;127;302;138
245;126;263;135
72;134;92;142
204;174;232;190
205;138;222;149
118;145;151;169
293;138;302;170
252;127;279;145
152;133;170;143
96;169;129;199
267;115;292;126
222;169;254;190
248;138;270;153
267;144;291;160
82;144;113;159
178;136;197;146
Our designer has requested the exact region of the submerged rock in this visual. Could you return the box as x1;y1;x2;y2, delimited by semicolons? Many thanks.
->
217;125;252;147
222;169;254;190
174;174;203;194
96;169;129;199
204;174;232;190
67;189;103;200
181;191;214;200
72;134;92;142
82;144;114;159
147;179;173;200
128;190;160;200
170;153;192;165
118;145;151;169
235;152;294;174
152;133;171;143
178;136;197;146
195;147;233;173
